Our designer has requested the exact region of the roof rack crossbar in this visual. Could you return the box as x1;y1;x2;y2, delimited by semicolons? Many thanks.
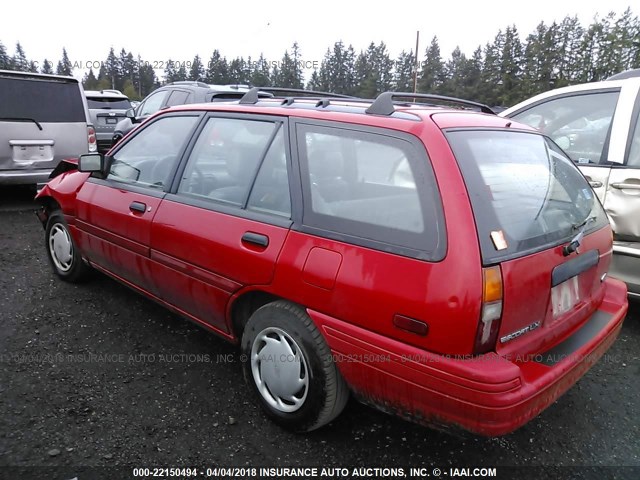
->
365;92;495;115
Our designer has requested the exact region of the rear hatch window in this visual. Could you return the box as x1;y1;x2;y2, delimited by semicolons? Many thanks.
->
0;75;86;123
86;97;131;110
446;130;608;264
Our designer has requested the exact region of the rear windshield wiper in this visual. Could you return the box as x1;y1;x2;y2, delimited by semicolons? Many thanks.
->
564;216;597;256
0;117;43;130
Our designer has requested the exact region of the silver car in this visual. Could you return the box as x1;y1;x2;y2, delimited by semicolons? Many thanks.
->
501;71;640;297
0;70;96;186
84;89;131;153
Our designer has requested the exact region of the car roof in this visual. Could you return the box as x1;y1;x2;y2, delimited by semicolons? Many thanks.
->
160;97;528;132
0;69;79;83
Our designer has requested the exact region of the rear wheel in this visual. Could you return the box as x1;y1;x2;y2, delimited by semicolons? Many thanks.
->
45;211;90;282
241;301;349;432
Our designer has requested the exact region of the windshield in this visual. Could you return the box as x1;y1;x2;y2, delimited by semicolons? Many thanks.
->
86;97;131;109
446;129;608;263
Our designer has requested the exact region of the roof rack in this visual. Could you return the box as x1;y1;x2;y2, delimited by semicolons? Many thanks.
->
171;81;210;88
239;87;354;104
365;92;495;115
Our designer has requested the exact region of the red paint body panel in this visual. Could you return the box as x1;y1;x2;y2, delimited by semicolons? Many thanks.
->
497;226;613;359
149;199;289;331
271;230;483;355
74;181;163;294
309;277;626;436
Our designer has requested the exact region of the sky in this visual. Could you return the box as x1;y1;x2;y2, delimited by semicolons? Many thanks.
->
2;0;635;81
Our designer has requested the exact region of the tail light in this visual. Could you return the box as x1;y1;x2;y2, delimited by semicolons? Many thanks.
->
473;266;503;354
87;126;97;152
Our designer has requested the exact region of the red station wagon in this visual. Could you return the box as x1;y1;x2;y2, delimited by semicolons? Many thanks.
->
35;89;628;436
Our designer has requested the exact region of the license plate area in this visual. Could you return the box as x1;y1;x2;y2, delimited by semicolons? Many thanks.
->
10;140;54;162
551;275;580;317
105;117;118;124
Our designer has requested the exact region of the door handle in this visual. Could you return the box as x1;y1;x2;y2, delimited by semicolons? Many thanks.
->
241;232;269;247
611;182;640;190
129;201;147;213
588;181;603;188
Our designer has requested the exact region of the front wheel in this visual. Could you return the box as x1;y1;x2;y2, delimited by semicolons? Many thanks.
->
45;211;90;282
241;301;349;432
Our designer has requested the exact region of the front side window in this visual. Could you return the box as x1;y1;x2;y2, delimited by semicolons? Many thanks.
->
107;115;198;189
447;129;609;263
298;124;445;258
138;90;169;116
177;117;278;207
509;91;619;165
166;90;191;107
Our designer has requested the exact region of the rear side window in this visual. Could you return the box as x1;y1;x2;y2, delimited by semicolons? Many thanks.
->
297;123;445;260
447;130;609;264
86;97;131;109
0;76;85;122
177;117;279;207
508;91;619;165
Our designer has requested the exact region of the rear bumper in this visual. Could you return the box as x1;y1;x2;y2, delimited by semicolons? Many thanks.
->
0;169;53;186
308;278;628;436
611;241;640;297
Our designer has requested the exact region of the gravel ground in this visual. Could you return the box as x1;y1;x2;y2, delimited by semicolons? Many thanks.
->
0;191;638;480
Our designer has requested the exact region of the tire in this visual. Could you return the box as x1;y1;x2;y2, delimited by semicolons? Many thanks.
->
241;301;349;432
45;211;90;283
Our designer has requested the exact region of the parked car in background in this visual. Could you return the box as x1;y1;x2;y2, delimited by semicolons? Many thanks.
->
36;90;627;436
0;70;96;187
111;82;272;147
84;89;131;153
501;70;640;297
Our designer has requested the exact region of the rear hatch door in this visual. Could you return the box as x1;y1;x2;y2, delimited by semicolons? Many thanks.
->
0;73;88;171
446;128;611;357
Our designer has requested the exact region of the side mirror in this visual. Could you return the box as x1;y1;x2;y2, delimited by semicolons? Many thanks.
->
78;153;104;173
125;108;136;119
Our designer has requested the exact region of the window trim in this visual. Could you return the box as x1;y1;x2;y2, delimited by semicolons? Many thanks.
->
623;86;640;168
291;118;446;262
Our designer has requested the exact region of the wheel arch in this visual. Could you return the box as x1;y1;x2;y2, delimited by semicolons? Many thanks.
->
228;289;284;340
34;195;62;228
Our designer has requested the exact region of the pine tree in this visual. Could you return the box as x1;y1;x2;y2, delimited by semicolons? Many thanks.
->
418;36;445;94
393;50;416;92
189;55;205;81
40;59;54;75
205;50;229;84
0;41;10;70
138;61;157;96
163;60;178;84
12;42;29;72
228;57;249;84
83;69;99;89
56;48;73;76
249;54;270;86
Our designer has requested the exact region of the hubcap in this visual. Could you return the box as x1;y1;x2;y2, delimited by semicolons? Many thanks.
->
250;327;309;413
49;223;73;272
